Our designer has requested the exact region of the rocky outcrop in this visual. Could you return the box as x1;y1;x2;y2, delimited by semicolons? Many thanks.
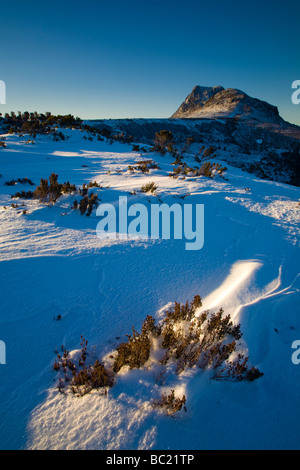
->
171;86;285;125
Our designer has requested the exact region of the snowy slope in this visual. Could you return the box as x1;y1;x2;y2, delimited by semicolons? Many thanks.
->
0;129;299;450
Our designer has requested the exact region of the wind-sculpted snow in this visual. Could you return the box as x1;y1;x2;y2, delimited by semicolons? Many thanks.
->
0;129;299;450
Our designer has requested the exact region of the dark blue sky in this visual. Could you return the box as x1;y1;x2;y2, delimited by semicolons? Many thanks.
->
1;0;300;124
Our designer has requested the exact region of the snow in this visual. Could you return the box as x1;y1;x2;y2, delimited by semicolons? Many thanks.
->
0;129;299;450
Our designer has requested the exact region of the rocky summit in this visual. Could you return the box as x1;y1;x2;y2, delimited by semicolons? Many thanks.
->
171;85;284;124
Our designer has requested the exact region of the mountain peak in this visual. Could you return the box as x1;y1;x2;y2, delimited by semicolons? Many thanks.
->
171;85;284;124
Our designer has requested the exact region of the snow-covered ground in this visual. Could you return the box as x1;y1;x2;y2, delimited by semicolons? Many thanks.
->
0;129;299;449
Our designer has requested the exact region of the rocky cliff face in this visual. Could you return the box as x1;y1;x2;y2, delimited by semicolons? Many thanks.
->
171;85;224;118
171;86;285;125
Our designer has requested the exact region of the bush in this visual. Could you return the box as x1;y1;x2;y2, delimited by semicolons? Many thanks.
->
87;181;102;189
33;174;77;203
11;190;34;199
154;130;175;155
61;181;76;193
203;145;216;158
141;182;158;193
54;337;114;396
71;360;114;394
77;193;99;216
5;177;34;186
53;294;263;407
153;389;186;415
169;162;227;179
113;315;159;373
34;178;50;202
112;295;261;383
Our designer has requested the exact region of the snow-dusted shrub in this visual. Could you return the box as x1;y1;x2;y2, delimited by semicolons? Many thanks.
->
53;295;263;403
153;389;186;415
77;192;99;216
34;173;62;202
11;190;34;199
87;181;102;189
169;162;227;179
5;177;34;186
113;295;262;382
193;161;227;178
54;337;114;396
128;160;159;174
61;181;76;193
161;300;246;375
11;174;77;203
141;182;158;193
113;315;160;373
33;173;76;203
153;130;175;155
71;360;114;395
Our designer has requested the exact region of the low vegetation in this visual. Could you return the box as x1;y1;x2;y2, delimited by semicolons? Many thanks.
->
53;294;263;413
73;192;99;216
153;390;186;415
5;178;34;186
169;161;227;179
140;182;158;193
33;173;76;203
128;160;159;174
153;130;176;155
54;337;114;396
9;173;101;216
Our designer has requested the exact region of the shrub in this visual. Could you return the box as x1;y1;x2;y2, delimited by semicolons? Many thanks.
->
203;145;216;158
71;360;114;394
61;181;76;193
54;337;114;396
128;160;159;174
113;315;159;373
112;132;134;144
79;196;89;214
112;295;260;384
34;178;49;202
77;193;99;215
11;190;34;199
33;174;77;203
87;181;102;189
5;177;34;186
153;389;186;415
154;130;175;155
141;182;158;193
53;294;263;407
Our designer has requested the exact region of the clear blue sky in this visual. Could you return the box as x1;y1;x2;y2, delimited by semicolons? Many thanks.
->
1;0;300;124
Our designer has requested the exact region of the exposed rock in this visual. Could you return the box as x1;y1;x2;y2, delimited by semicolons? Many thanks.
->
171;86;285;125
